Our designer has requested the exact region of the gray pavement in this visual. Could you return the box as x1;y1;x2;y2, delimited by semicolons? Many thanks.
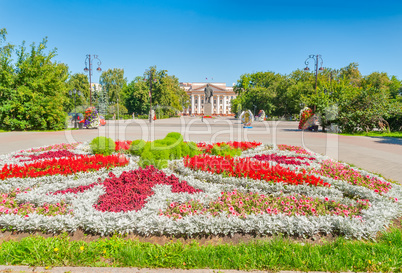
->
0;117;401;183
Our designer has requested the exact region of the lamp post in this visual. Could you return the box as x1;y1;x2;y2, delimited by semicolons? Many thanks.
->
144;70;157;123
253;105;257;117
69;89;82;128
84;54;102;106
304;54;324;112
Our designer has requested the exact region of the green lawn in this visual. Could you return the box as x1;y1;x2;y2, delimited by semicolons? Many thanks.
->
338;131;402;138
0;227;401;272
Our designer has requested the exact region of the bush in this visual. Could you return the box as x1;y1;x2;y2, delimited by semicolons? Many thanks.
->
165;132;183;141
210;143;242;157
90;137;115;156
135;133;201;169
129;140;146;156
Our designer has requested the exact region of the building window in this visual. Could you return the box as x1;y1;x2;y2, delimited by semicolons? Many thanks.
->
220;100;222;104
214;100;216;104
195;100;198;103
201;100;204;104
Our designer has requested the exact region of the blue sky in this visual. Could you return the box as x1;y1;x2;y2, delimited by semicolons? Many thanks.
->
1;0;402;85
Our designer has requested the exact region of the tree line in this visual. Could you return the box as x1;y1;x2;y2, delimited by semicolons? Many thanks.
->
1;29;401;132
0;30;188;130
232;63;402;132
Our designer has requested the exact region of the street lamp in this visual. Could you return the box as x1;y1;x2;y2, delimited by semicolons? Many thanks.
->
304;54;324;112
84;54;102;106
144;70;157;123
253;105;257;117
69;89;82;128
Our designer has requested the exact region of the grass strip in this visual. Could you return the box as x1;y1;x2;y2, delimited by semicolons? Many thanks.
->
0;229;401;272
338;131;402;138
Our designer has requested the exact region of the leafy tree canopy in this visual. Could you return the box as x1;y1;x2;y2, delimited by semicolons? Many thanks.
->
0;29;69;130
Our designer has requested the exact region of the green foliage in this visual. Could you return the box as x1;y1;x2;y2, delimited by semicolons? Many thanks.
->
234;62;402;133
107;103;128;117
129;139;146;156
0;32;69;130
165;132;184;141
66;73;90;112
124;66;189;117
100;68;127;105
209;143;242;157
337;88;391;133
1;229;402;272
134;133;200;169
123;77;150;115
90;137;116;156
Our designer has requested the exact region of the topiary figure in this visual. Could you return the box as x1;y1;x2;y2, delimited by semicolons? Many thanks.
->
210;143;241;157
164;132;183;142
90;136;115;155
129;139;146;156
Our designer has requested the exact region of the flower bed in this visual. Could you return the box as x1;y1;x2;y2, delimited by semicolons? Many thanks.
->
253;153;315;166
14;150;79;162
0;140;400;239
162;190;370;219
277;144;312;155
183;154;328;187
115;140;132;152
313;160;393;195
197;141;261;153
0;154;129;179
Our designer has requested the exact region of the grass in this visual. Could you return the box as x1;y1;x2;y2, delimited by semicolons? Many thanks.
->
338;131;402;138
0;128;79;133
0;228;401;272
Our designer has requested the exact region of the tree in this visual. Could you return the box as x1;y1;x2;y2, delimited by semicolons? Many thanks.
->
0;31;69;130
66;73;90;112
123;77;150;115
125;66;189;117
99;68;127;108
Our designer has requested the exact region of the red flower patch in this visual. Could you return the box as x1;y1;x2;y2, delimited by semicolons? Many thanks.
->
184;154;328;187
0;154;129;180
53;166;203;213
115;140;133;152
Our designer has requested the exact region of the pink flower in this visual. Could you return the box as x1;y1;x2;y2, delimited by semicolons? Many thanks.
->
170;203;175;208
395;198;398;202
324;197;329;202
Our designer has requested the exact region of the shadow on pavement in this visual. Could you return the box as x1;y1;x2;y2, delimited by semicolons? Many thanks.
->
371;137;402;146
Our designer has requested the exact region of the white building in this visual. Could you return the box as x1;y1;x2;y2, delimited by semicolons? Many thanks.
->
180;82;237;116
90;83;102;92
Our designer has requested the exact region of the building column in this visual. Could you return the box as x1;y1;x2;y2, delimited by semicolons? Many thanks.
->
223;96;227;115
216;95;220;115
191;94;195;115
198;95;201;114
211;95;214;114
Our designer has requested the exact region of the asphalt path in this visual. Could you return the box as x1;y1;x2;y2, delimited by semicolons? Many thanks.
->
0;117;401;183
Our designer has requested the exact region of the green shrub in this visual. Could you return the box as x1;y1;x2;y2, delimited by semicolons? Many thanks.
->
136;133;201;169
164;132;183;142
210;143;241;157
90;137;115;155
129;140;146;156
